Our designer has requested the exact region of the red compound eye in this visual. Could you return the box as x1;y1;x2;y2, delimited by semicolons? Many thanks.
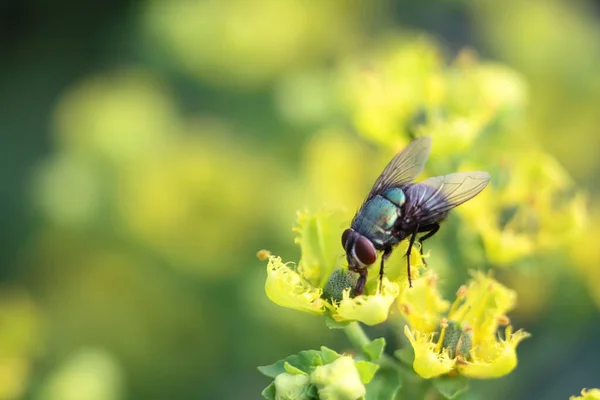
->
354;236;377;265
341;228;352;249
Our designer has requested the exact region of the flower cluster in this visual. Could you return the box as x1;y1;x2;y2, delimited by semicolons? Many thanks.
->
259;346;379;400
256;36;575;399
261;208;530;390
458;152;586;266
339;41;526;151
398;271;529;379
263;209;423;326
338;38;588;271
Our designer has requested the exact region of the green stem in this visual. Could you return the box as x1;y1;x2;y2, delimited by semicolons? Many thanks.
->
343;322;396;366
344;321;372;349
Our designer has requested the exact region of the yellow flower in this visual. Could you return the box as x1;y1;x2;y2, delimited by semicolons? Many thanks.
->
398;272;450;333
264;209;420;326
571;389;600;400
459;151;587;266
144;0;359;87
456;326;530;378
331;278;400;326
404;325;454;379
449;272;516;341
339;37;444;148
399;271;530;379
338;39;526;154
265;256;326;315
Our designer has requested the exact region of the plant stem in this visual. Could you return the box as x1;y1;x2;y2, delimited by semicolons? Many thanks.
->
344;321;372;349
344;322;396;364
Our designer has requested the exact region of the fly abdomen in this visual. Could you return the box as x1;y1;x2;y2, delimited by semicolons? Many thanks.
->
403;183;449;226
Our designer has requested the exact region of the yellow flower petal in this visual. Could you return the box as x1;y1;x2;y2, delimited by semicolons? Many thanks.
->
293;209;347;288
404;325;455;379
450;271;516;342
265;256;326;315
381;240;425;284
458;326;530;379
398;271;450;333
570;388;600;400
332;278;400;326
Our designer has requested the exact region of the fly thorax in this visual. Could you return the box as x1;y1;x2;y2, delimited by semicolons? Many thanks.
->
382;187;406;208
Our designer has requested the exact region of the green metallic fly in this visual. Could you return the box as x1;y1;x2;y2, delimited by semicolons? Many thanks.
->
341;137;490;295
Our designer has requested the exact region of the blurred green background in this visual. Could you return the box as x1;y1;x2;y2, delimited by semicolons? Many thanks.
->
1;1;600;399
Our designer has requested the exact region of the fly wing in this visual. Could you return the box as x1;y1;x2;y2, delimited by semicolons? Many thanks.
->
406;172;490;222
365;136;432;202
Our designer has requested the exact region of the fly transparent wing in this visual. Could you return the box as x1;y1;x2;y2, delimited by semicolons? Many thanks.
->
417;171;490;214
365;136;432;202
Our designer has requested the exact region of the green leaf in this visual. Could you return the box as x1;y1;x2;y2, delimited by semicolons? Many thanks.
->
284;362;308;376
355;361;379;384
325;314;351;329
319;346;342;364
261;383;276;400
362;337;386;362
365;365;403;400
258;349;322;378
394;346;415;365
432;376;469;399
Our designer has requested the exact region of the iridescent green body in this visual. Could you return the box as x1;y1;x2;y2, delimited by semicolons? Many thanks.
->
351;188;406;248
343;136;490;295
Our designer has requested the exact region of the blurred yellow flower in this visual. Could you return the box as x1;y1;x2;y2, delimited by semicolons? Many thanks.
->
444;49;527;123
144;0;361;87
264;209;421;326
115;130;274;277
301;129;375;211
38;348;124;400
399;271;529;379
459;151;587;265
53;70;177;164
0;290;41;400
339;38;526;157
340;36;443;147
571;389;600;400
33;154;101;228
571;212;600;311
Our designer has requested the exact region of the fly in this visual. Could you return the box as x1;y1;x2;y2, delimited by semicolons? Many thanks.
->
341;136;490;295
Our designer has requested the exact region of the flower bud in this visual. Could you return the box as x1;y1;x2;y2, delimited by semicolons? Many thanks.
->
273;372;311;400
257;249;271;261
311;356;366;400
322;269;359;303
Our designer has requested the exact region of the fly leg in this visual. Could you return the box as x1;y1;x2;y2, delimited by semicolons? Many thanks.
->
417;223;440;267
378;247;393;294
354;268;368;296
406;225;419;288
